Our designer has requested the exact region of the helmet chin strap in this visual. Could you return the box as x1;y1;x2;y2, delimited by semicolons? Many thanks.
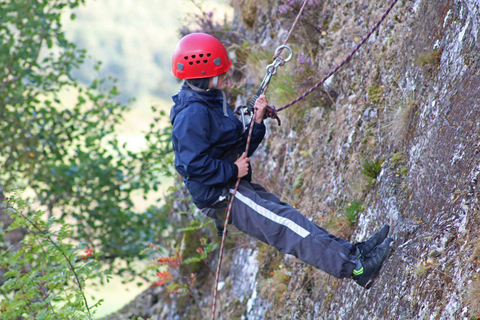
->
187;76;219;91
219;90;228;118
210;76;219;90
209;77;228;118
186;77;228;118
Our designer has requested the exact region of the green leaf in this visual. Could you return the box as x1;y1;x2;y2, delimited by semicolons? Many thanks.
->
46;38;53;49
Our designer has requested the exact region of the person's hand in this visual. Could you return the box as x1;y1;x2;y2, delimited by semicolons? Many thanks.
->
234;153;250;178
254;94;268;123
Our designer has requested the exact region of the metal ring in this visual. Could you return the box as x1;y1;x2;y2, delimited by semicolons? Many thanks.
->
274;45;293;62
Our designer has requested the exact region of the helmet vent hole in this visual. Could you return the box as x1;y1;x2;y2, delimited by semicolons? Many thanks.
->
196;60;201;64
199;54;204;57
203;60;208;63
191;55;196;58
189;62;193;65
206;53;211;57
184;56;188;60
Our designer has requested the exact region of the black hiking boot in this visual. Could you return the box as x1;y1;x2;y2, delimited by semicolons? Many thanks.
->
354;224;390;257
352;237;393;289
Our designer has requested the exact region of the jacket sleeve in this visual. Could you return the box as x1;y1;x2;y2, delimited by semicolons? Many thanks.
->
173;105;238;186
243;121;266;157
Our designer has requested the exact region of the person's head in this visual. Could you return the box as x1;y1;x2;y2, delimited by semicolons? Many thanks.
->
171;33;232;91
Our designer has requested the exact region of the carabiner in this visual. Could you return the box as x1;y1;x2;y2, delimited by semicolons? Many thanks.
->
266;45;294;76
246;45;294;112
240;107;248;133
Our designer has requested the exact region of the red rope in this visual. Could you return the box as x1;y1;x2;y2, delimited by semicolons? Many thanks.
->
210;110;257;320
277;0;398;112
211;2;311;318
273;0;309;60
210;1;398;318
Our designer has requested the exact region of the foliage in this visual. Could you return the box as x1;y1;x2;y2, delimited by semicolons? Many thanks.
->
255;242;285;279
344;200;363;224
361;157;384;183
384;85;419;147
179;0;236;44
367;86;384;105
64;0;183;102
151;218;217;288
258;268;291;305
0;0;173;265
267;49;336;129
271;52;314;106
414;48;443;77
141;215;218;319
0;192;109;319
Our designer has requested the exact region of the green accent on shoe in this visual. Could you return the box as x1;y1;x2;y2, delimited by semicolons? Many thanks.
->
352;237;393;290
353;267;364;276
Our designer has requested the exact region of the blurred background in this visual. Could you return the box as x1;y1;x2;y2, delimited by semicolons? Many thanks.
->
62;0;233;317
64;0;233;152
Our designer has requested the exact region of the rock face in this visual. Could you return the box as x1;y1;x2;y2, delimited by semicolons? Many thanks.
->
104;0;480;319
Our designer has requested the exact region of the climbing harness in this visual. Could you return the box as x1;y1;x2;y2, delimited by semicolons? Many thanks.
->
211;0;398;318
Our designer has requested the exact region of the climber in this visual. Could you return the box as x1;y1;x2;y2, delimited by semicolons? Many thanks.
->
169;32;393;289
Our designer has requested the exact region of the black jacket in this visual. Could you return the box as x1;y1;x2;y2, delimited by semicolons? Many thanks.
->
170;83;266;208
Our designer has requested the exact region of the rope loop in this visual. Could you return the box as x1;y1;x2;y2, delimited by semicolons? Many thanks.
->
265;105;281;125
235;105;281;126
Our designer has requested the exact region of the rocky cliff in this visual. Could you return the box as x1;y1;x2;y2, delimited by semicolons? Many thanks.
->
103;0;480;319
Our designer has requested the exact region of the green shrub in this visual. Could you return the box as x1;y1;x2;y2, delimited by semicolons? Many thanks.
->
361;157;384;182
367;86;384;105
0;192;109;320
345;200;364;225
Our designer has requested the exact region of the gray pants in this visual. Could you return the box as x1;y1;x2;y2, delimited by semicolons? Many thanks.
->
202;180;357;279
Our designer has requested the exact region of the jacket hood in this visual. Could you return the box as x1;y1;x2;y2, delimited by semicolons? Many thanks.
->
170;82;224;125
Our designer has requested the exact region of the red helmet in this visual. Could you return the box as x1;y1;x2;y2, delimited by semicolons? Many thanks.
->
172;33;232;79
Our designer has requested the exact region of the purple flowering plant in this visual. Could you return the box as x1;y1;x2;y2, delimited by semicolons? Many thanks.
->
278;0;324;15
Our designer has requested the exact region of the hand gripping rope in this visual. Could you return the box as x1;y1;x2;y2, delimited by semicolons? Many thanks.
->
210;45;292;320
211;0;398;318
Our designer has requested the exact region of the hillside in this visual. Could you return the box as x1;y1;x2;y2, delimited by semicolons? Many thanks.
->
102;0;480;319
59;0;234;162
63;0;233;103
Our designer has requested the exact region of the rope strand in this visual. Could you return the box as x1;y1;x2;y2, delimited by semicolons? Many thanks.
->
277;0;398;112
210;1;398;318
273;0;309;60
210;111;257;320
